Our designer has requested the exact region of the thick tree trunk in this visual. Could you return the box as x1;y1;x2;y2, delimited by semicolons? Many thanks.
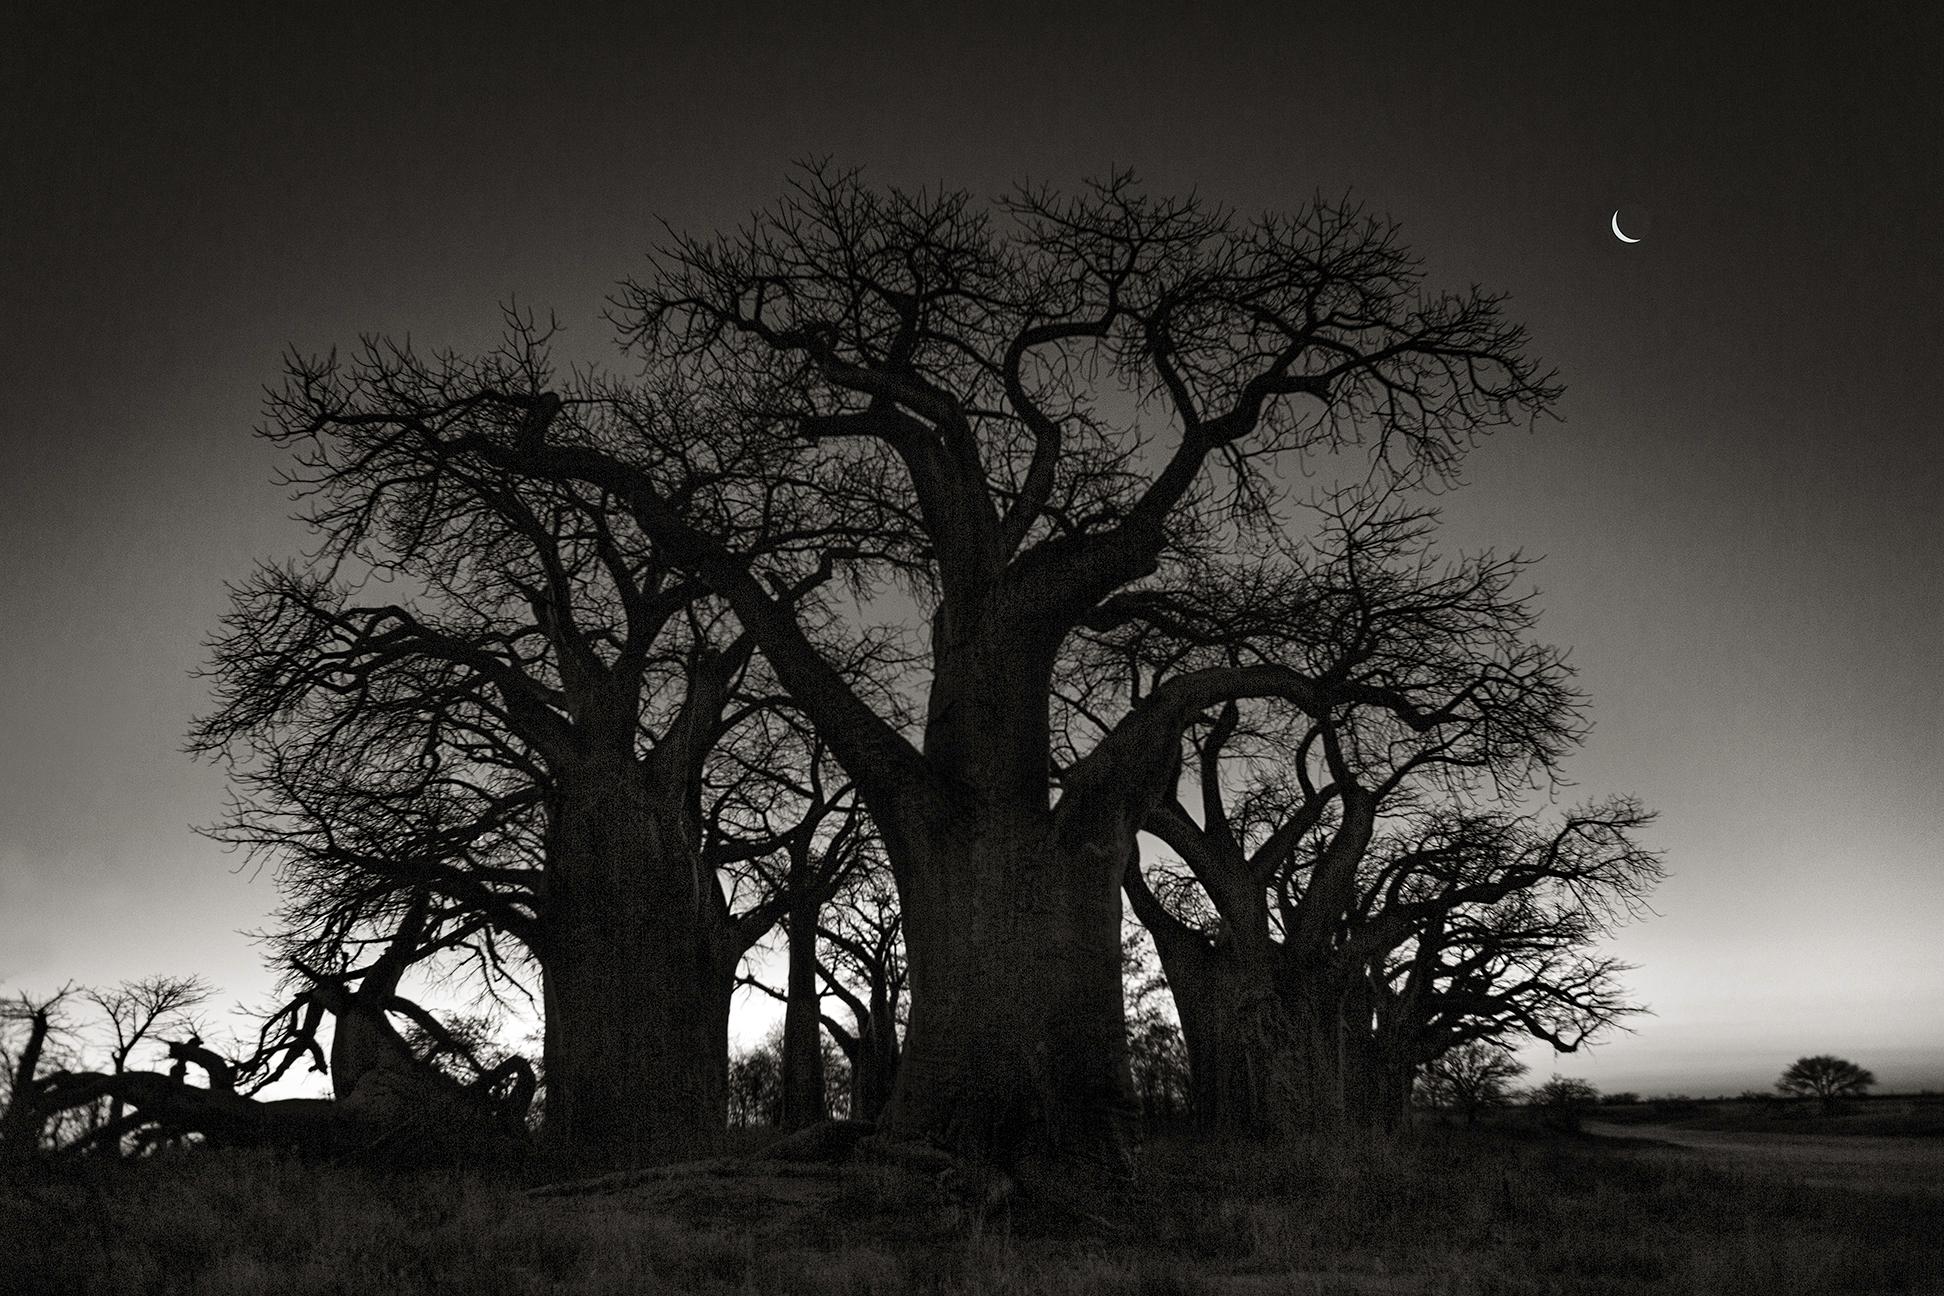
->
38;1073;350;1152
0;1008;55;1160
1381;1061;1415;1132
1341;1041;1403;1132
1267;975;1352;1136
780;900;827;1129
1338;980;1381;1132
539;758;728;1169
1158;947;1313;1138
1355;1013;1419;1136
846;982;900;1122
879;814;1137;1169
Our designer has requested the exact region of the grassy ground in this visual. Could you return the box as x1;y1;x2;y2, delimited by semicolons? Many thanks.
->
1579;1093;1944;1137
3;1123;1939;1295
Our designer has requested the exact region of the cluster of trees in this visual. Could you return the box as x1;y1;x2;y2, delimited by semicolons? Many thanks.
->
0;168;1663;1174
1408;1053;1884;1130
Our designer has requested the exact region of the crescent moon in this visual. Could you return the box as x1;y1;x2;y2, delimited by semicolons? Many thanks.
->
1611;211;1641;243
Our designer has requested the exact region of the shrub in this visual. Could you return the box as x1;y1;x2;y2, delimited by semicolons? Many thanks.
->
1529;1075;1599;1131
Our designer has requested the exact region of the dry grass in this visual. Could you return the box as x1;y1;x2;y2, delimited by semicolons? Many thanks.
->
3;1123;1939;1294
1583;1093;1944;1138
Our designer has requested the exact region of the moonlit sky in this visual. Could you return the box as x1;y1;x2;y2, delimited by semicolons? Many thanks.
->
3;4;1939;1095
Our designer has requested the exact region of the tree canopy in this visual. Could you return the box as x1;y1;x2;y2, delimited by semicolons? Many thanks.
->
1776;1055;1876;1107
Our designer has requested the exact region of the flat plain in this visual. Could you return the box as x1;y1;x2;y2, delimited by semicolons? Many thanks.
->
5;1110;1940;1295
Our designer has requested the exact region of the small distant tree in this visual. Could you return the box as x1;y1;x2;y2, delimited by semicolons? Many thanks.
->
1415;1041;1526;1126
1776;1055;1875;1111
0;989;77;1159
818;872;905;1122
1529;1074;1600;1131
1122;934;1191;1131
726;1026;849;1128
727;1036;783;1130
84;976;212;1153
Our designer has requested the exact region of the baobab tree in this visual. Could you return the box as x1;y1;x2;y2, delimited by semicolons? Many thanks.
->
817;870;906;1122
1099;505;1595;1134
260;166;1559;1167
2;906;535;1162
711;716;879;1130
83;976;211;1153
198;374;899;1167
1347;808;1656;1129
1;988;78;1159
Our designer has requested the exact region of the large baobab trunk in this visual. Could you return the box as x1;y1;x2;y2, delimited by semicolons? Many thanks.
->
867;620;1173;1168
1371;1058;1415;1133
540;757;728;1168
1129;845;1319;1138
874;819;1135;1165
1340;980;1415;1134
1336;976;1382;1132
880;809;1138;1168
1152;943;1312;1137
779;899;827;1129
1272;976;1354;1135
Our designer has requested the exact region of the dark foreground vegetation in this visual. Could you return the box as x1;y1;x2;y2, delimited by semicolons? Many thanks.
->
4;1124;1938;1296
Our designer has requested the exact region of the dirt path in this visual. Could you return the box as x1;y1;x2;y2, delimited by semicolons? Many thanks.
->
1584;1121;1944;1191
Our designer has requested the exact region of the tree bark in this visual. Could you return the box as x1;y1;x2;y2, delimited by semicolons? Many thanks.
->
779;899;827;1129
853;982;900;1122
538;755;729;1168
829;972;900;1123
880;813;1137;1169
1266;973;1353;1136
1152;941;1313;1138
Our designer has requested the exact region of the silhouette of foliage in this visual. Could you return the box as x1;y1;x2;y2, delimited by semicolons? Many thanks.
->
1123;933;1192;1131
1777;1055;1876;1109
1415;1041;1526;1126
1529;1074;1600;1131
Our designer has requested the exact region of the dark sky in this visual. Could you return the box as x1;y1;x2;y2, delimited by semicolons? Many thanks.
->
3;2;1938;1092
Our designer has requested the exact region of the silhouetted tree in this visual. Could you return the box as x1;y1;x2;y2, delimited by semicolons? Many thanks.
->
817;871;906;1122
712;719;877;1131
1414;1040;1525;1126
0;906;532;1162
727;1037;783;1130
263;166;1559;1166
198;363;900;1167
1103;506;1609;1135
1528;1074;1600;1131
84;975;211;1154
1776;1055;1876;1111
1349;804;1656;1129
1122;933;1192;1131
725;1025;851;1128
0;988;77;1159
